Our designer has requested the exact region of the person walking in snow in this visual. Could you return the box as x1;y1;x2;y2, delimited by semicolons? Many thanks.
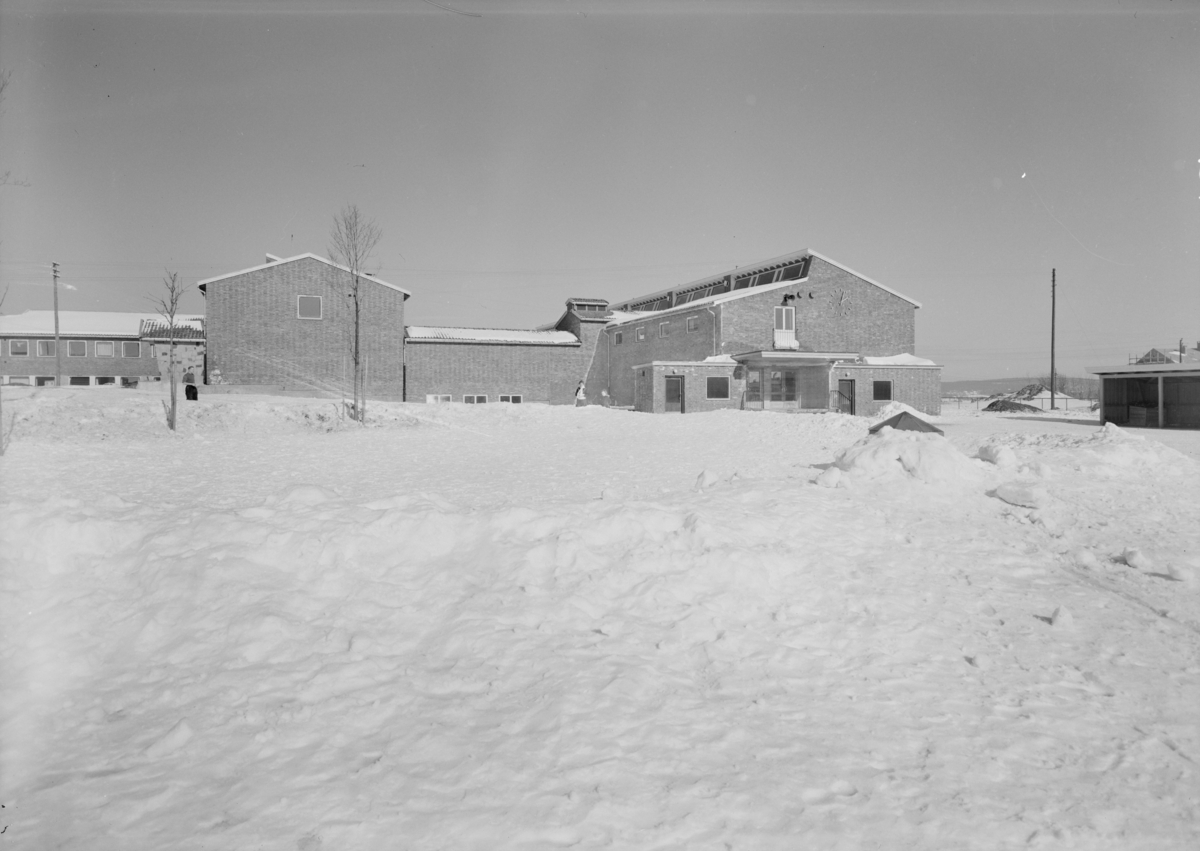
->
183;368;198;401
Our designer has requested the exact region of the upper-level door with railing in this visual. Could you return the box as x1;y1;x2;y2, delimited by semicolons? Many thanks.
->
773;306;798;350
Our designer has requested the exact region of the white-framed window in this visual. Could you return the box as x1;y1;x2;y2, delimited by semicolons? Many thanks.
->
873;380;893;401
636;327;646;342
774;305;795;332
659;323;670;338
96;376;116;385
122;341;141;358
37;340;56;357
425;394;452;403
35;376;56;386
687;316;699;333
69;376;90;386
614;331;623;345
463;395;487;404
68;340;87;357
706;376;730;400
498;394;522;403
95;341;115;358
6;376;30;386
297;295;323;320
9;340;29;357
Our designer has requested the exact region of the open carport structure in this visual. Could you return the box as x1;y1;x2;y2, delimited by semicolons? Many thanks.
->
1089;360;1200;429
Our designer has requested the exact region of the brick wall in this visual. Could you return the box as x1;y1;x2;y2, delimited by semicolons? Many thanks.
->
205;257;406;397
405;341;583;404
633;362;741;414
830;364;942;416
719;257;916;357
594;308;718;406
1;336;159;385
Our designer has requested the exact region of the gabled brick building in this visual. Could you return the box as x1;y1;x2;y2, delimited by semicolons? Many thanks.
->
198;253;410;397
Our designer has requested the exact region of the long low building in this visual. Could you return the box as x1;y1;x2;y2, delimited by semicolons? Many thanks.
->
0;311;204;387
1089;345;1200;429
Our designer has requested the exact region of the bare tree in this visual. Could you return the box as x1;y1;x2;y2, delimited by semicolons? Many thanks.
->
0;71;29;188
329;204;382;423
151;271;190;432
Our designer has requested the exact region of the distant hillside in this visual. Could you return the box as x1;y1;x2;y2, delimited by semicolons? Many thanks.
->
941;378;1037;396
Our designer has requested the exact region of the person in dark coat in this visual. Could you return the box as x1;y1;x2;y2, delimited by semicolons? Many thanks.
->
183;368;198;401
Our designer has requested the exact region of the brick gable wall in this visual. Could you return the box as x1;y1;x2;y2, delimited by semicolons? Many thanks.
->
205;257;405;396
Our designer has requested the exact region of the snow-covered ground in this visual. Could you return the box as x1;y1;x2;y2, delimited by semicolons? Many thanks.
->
2;387;1198;850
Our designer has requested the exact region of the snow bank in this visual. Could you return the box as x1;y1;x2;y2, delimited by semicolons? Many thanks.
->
818;427;979;486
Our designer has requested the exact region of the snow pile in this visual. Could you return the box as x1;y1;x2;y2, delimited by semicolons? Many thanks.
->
817;427;980;487
871;400;941;422
2;394;1200;848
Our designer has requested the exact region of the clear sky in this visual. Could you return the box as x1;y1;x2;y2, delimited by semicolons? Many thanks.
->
1;0;1197;381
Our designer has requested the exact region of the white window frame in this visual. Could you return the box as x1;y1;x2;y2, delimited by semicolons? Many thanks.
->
774;305;795;332
706;376;730;400
872;380;893;402
95;341;115;358
498;394;522;403
686;316;699;333
425;394;452;403
36;340;56;357
463;395;488;404
9;339;29;357
659;322;670;338
297;295;323;320
636;327;646;342
122;341;141;358
67;340;87;357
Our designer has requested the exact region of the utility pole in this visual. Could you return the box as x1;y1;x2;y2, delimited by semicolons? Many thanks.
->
1050;268;1056;411
52;262;61;388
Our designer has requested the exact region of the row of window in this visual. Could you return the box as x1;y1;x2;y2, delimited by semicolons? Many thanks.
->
4;376;141;387
6;340;143;358
614;315;701;345
623;258;809;312
426;394;523;404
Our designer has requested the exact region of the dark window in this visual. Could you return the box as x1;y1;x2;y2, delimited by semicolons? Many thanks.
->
499;394;522;403
779;261;805;282
297;296;323;320
659;323;670;338
68;340;87;357
873;380;893;401
69;376;90;386
9;340;29;356
706;377;730;399
37;340;56;357
615;332;623;345
464;395;487;404
120;378;138;388
687;316;699;333
35;376;56;386
636;327;646;342
746;370;762;403
122;341;140;358
96;377;115;385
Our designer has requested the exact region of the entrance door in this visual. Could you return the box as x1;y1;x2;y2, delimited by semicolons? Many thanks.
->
665;375;684;413
765;369;798;411
837;379;855;415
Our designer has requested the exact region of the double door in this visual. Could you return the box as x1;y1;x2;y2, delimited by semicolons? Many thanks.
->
746;368;799;410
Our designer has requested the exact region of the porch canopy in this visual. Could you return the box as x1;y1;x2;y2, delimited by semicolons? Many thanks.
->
732;350;858;411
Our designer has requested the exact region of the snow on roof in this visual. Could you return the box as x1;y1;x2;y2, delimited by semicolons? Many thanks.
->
861;353;938;366
0;311;204;338
196;253;411;297
406;326;579;345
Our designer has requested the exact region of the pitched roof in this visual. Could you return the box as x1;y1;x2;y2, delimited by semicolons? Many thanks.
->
406;326;579;345
196;252;411;297
869;412;944;435
0;310;204;338
139;318;206;340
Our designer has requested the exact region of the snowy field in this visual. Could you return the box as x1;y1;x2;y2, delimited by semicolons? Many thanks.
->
1;387;1198;850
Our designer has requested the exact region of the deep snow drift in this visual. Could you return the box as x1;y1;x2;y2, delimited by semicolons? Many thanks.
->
1;388;1198;850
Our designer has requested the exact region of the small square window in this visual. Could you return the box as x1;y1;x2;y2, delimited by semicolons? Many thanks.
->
636;327;646;342
873;380;893;401
37;340;56;357
297;295;323;320
122;341;141;358
499;394;523;403
659;323;670;338
687;316;699;333
69;376;90;386
68;340;87;357
706;376;730;400
9;340;29;356
614;332;623;345
95;341;115;358
463;395;487;404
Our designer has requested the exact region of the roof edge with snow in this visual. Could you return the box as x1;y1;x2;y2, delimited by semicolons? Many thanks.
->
197;253;411;297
